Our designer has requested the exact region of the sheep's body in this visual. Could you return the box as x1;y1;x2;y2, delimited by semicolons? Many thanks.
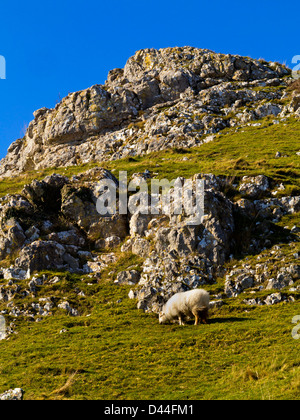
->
159;289;209;325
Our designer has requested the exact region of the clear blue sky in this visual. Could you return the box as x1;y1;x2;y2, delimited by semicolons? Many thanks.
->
0;0;299;159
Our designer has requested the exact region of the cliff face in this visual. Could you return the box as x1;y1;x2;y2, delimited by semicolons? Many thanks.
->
0;47;297;177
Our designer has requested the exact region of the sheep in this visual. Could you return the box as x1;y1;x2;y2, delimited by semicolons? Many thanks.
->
159;289;209;325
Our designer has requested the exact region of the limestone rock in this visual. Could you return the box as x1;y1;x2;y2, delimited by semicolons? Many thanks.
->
0;44;298;320
15;240;66;275
0;47;292;178
61;172;128;243
58;301;79;316
0;195;33;260
0;388;24;400
115;270;141;285
22;173;69;211
239;175;270;198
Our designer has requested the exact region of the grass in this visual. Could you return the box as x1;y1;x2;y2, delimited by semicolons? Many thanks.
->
287;79;300;95
0;276;300;400
0;115;299;399
0;116;299;198
106;116;300;183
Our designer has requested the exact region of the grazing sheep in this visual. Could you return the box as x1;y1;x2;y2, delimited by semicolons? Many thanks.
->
159;289;209;325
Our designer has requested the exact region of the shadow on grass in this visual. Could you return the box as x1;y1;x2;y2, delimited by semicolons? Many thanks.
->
208;316;250;324
178;316;251;326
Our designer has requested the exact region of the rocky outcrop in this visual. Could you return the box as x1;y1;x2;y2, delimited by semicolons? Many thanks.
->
0;171;127;276
0;195;34;260
0;165;299;320
239;175;270;198
0;271;84;322
0;48;299;326
15;240;71;275
124;175;300;312
0;47;294;178
115;270;141;285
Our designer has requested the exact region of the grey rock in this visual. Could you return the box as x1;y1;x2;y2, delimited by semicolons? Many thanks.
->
0;388;24;400
239;175;269;198
264;293;283;305
3;267;28;280
58;301;79;316
0;47;292;178
266;273;293;290
15;240;66;275
131;237;151;258
243;297;263;306
115;270;141;285
25;226;40;242
225;273;254;297
61;179;128;243
22;173;69;211
48;229;85;247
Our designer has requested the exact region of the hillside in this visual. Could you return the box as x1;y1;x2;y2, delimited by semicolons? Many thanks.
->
0;47;299;400
0;46;298;178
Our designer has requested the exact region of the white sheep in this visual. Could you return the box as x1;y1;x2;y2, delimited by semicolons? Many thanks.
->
159;289;209;325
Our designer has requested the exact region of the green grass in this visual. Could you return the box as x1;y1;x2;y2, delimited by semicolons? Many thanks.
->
105;117;300;190
0;277;300;400
0;116;299;399
0;116;299;198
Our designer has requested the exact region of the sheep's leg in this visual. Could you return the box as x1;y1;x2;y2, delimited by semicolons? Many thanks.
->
192;309;200;325
199;309;208;324
178;315;185;326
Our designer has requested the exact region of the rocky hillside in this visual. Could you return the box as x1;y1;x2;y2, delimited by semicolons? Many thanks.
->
1;47;299;178
0;47;299;334
0;166;299;323
0;47;300;400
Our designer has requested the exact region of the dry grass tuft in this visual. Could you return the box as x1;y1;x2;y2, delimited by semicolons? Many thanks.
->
287;79;300;94
49;371;78;398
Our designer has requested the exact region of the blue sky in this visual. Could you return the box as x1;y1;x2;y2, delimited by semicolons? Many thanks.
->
0;0;299;160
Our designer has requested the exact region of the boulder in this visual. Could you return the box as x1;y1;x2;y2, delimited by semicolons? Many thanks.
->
255;103;282;118
14;240;67;275
239;175;270;198
225;274;254;297
131;237;151;258
58;301;79;316
0;388;24;400
61;179;128;243
47;229;85;247
155;225;199;257
0;195;33;259
264;293;283;305
115;270;141;285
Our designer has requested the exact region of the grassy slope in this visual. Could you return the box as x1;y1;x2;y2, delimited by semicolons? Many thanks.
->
0;279;300;400
108;117;300;192
0;116;299;400
1;116;299;197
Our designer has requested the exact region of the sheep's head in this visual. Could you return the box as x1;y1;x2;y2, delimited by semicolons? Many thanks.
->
159;311;167;324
